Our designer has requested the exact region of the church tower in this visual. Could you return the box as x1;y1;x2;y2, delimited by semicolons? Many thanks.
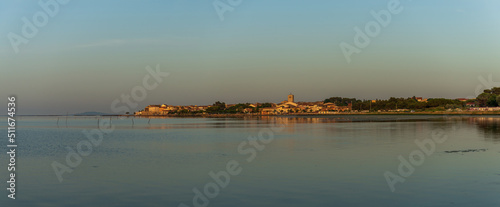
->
288;93;294;103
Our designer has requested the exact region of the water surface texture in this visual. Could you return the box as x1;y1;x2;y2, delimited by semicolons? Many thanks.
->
1;115;499;206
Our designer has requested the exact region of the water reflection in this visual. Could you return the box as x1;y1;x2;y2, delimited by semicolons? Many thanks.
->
467;117;500;141
10;115;500;133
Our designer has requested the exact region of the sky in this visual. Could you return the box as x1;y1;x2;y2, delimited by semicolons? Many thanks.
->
1;0;500;115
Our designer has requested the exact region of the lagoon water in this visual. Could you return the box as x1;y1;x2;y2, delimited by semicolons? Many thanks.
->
1;115;500;206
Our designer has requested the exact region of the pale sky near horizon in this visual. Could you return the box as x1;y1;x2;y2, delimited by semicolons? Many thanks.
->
1;0;500;115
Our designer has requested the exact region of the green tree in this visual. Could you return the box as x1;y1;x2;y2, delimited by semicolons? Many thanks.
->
179;109;190;114
206;101;226;114
484;87;500;95
324;97;356;106
254;103;274;113
487;95;498;107
260;103;274;108
476;93;491;107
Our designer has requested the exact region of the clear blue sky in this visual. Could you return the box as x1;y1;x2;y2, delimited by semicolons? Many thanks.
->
1;0;499;115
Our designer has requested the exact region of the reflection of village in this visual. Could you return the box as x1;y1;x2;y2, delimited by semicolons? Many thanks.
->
123;115;500;141
135;94;353;115
467;117;500;140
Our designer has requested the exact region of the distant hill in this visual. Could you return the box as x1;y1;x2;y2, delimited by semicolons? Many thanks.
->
73;111;118;116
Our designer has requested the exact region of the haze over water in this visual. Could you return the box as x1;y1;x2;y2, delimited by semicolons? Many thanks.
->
1;115;499;206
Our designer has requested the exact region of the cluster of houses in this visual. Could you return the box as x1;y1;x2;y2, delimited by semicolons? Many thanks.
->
134;94;500;115
134;94;352;115
468;107;500;112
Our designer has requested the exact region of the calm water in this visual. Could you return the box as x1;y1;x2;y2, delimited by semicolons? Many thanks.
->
1;115;500;207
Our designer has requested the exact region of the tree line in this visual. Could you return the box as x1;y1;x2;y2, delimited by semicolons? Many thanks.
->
325;87;500;112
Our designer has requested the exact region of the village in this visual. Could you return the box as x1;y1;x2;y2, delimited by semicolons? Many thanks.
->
135;94;353;115
134;93;500;116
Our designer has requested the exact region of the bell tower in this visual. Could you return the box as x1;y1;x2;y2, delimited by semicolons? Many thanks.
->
288;93;294;103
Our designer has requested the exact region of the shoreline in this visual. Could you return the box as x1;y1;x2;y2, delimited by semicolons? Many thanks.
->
10;111;500;117
124;111;500;118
